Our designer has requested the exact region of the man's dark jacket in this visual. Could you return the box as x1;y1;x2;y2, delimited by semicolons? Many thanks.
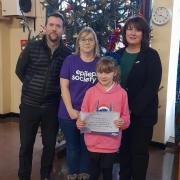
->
116;47;162;126
16;36;71;107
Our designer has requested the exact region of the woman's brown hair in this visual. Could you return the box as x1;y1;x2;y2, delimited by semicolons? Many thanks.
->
122;16;150;49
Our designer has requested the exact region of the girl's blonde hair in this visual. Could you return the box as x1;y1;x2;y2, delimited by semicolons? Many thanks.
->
96;56;120;83
75;27;100;56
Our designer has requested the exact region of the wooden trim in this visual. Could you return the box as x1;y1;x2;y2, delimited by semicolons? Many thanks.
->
0;113;19;119
150;141;166;149
0;16;11;20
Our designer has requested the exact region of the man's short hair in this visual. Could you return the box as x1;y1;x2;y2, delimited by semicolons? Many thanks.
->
46;12;65;27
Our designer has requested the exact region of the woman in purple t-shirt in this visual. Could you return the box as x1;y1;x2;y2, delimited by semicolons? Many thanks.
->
58;27;100;180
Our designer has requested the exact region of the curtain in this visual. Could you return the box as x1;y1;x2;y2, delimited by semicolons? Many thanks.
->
140;0;152;24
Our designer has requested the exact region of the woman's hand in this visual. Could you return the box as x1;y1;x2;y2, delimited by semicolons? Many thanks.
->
114;118;125;129
76;118;86;129
68;108;79;120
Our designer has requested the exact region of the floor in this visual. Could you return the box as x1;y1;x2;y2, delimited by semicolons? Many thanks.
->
0;118;179;180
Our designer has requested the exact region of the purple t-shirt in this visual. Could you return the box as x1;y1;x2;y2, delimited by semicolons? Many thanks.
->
58;54;99;119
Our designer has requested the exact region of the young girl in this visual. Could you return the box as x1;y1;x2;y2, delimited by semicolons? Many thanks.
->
76;56;130;180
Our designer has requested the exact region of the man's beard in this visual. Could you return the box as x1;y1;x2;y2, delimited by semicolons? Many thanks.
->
48;33;60;43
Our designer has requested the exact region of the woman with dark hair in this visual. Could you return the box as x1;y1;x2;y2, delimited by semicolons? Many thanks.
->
116;16;162;180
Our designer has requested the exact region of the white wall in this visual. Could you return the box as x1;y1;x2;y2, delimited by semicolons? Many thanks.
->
152;0;180;143
151;1;173;143
165;0;180;142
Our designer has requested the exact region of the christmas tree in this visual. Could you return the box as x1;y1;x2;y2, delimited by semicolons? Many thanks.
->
46;0;144;50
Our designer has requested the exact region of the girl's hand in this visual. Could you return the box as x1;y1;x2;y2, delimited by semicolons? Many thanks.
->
68;108;79;120
76;118;86;129
114;118;125;129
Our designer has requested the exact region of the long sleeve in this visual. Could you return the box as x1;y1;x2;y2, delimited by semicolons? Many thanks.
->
81;90;90;112
130;49;162;115
120;91;130;130
15;44;30;82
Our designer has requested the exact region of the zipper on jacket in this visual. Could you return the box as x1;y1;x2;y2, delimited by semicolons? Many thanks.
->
41;50;54;105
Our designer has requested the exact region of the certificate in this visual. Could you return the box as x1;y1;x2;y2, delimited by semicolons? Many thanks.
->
80;111;120;135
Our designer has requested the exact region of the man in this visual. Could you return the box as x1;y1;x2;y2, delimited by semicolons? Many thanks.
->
16;12;71;180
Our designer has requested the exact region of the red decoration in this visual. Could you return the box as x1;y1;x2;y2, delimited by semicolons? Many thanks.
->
66;4;73;12
20;39;28;50
107;27;121;52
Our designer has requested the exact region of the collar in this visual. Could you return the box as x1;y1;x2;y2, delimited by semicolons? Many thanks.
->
42;35;64;52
